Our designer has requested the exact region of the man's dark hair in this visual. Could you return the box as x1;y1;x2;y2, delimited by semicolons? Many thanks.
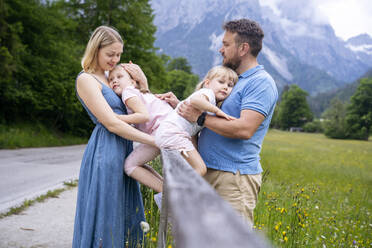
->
223;19;264;57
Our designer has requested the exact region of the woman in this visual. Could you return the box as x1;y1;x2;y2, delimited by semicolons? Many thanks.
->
72;26;155;248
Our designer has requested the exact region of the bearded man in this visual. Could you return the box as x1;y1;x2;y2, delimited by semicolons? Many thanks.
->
160;18;278;224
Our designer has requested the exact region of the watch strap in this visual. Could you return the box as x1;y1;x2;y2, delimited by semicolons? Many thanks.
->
197;112;207;126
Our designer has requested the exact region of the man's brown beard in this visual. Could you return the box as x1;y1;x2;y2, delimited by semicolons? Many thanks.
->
223;56;241;72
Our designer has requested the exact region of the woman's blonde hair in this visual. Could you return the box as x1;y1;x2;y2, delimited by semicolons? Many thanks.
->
81;26;123;73
195;66;238;91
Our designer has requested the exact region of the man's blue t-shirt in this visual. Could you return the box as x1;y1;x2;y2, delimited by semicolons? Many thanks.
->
198;65;278;174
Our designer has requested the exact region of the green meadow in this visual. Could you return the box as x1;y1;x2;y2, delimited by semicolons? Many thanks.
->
256;130;371;247
142;130;372;247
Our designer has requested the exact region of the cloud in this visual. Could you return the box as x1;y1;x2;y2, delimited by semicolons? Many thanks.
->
259;0;329;24
260;0;372;40
209;32;224;66
317;0;372;40
259;0;330;39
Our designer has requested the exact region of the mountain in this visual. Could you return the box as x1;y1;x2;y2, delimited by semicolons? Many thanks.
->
150;0;372;96
346;34;372;66
309;68;372;117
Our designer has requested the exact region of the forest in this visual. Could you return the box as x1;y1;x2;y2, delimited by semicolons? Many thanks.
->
0;0;198;137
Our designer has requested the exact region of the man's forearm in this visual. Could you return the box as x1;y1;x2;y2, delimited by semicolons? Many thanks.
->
204;115;255;139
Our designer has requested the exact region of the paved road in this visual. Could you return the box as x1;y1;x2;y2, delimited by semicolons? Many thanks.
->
0;145;85;213
0;187;78;248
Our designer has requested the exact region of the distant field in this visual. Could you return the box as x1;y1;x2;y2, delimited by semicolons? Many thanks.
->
256;129;372;247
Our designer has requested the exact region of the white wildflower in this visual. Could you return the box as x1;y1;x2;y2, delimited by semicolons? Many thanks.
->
140;221;150;233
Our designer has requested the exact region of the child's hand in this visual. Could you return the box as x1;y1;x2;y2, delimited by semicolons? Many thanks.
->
156;91;180;109
215;109;236;121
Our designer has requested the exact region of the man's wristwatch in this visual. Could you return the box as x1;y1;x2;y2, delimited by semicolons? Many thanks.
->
197;112;207;126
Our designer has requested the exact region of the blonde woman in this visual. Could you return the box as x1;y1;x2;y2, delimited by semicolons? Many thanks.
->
73;26;155;248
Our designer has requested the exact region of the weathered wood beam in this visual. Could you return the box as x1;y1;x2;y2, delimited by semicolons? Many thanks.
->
157;150;272;248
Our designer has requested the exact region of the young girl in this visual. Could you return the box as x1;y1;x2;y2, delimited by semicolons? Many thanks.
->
108;65;238;198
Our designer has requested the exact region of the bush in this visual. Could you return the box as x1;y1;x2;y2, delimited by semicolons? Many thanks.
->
303;120;323;133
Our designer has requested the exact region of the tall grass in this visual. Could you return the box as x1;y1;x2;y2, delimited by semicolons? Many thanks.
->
256;130;372;247
140;158;173;248
0;123;87;149
140;130;371;247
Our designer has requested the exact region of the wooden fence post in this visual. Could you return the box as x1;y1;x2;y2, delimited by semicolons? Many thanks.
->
157;150;272;248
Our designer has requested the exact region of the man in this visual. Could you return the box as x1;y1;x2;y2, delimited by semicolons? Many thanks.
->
160;19;278;223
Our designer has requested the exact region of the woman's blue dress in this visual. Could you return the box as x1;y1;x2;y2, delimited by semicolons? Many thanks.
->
73;73;145;248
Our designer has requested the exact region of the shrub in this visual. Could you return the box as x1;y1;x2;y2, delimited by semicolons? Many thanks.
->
303;120;323;133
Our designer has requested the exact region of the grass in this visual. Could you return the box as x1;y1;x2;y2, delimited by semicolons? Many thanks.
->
255;129;372;247
140;130;372;247
0;123;87;149
140;158;174;248
0;180;78;219
2;128;370;247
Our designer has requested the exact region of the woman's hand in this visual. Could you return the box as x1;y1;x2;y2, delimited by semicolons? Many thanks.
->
215;109;236;121
121;62;149;91
155;91;180;109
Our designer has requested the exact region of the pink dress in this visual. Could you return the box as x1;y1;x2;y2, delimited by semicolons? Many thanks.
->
122;86;173;135
155;88;216;152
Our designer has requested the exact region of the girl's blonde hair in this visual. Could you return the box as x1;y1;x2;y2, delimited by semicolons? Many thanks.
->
195;66;238;91
81;26;123;73
110;65;150;94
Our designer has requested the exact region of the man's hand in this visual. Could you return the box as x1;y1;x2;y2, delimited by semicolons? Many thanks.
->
121;62;149;91
155;91;180;109
177;101;202;123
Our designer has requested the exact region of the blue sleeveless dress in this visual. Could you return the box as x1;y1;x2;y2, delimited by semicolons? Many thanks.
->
73;73;145;248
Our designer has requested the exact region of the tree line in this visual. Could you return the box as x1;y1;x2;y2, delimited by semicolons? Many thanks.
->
271;78;372;140
1;0;370;141
0;0;198;137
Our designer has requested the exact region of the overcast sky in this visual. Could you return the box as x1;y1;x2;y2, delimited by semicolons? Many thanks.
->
260;0;372;41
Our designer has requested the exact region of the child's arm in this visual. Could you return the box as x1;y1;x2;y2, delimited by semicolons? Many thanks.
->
117;96;150;124
189;94;235;121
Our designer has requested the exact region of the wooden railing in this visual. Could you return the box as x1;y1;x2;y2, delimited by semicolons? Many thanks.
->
157;150;272;248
